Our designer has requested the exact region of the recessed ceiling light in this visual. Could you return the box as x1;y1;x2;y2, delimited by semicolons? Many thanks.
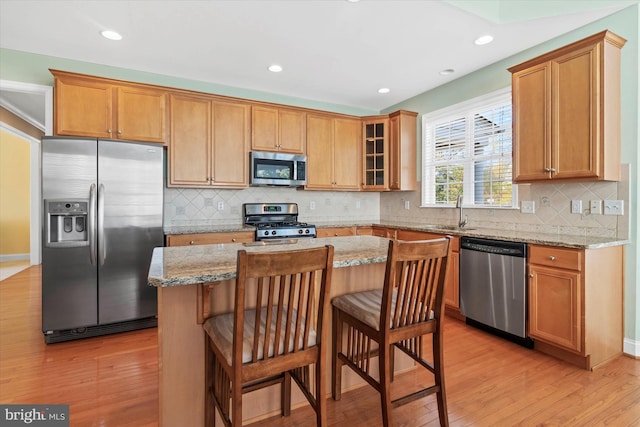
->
474;35;494;46
346;0;360;3
439;69;455;76
101;30;122;41
268;64;283;73
377;88;390;94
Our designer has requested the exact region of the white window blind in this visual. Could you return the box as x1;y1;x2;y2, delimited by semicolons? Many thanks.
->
422;89;515;207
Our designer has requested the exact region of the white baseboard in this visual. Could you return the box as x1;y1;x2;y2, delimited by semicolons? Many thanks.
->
0;253;29;262
624;338;640;358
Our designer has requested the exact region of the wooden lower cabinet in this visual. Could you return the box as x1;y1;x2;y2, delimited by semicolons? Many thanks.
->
166;231;254;246
316;227;357;238
528;244;623;369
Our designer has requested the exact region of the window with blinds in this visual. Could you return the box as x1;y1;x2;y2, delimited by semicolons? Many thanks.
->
422;89;515;207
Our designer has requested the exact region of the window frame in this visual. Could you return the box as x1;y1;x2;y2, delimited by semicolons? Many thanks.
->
421;87;518;209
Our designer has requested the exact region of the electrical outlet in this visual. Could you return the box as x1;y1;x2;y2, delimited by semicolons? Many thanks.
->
204;197;214;207
604;200;624;215
355;200;361;209
520;200;535;214
590;200;602;215
309;201;316;210
540;196;551;207
571;200;583;214
217;201;224;211
404;200;410;210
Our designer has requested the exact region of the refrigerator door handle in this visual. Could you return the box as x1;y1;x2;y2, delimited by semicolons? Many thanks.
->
89;183;97;266
98;183;106;266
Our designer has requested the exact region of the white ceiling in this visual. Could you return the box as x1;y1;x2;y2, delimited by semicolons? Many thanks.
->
0;0;636;128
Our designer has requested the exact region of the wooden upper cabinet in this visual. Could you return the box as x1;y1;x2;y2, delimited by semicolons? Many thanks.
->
306;114;360;190
509;30;626;183
52;70;167;144
361;110;418;191
333;118;361;190
169;93;249;188
362;117;389;191
251;106;305;153
169;94;211;186
116;86;167;143
212;101;250;186
389;110;417;191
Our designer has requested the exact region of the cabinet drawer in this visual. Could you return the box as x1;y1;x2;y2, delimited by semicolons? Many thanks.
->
316;227;356;238
529;245;583;271
396;229;445;242
167;232;254;246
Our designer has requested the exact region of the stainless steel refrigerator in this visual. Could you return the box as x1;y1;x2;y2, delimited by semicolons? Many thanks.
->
41;137;163;343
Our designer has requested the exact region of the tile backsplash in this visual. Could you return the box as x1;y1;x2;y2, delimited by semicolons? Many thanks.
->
165;165;629;240
380;164;630;240
164;186;380;227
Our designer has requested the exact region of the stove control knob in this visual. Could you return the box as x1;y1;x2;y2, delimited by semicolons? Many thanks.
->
271;230;277;235
298;229;303;235
305;229;310;234
263;231;269;236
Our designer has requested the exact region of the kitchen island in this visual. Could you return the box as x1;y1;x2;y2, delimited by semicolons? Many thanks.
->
149;235;401;427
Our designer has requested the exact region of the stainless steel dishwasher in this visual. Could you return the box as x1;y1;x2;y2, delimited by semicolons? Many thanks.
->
459;236;533;348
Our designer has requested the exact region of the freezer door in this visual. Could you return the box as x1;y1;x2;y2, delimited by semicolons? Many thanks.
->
42;137;98;331
97;140;163;324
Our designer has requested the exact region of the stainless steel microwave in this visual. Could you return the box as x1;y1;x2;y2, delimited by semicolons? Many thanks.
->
250;151;307;187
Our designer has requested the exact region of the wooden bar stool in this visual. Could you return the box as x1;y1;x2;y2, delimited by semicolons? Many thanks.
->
202;245;334;426
331;238;452;427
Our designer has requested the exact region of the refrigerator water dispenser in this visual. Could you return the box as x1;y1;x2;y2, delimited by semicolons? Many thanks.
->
45;200;90;247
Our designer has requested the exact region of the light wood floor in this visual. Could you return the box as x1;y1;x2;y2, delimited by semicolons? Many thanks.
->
2;266;640;426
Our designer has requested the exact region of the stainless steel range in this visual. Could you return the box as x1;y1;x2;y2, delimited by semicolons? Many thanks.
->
243;203;317;241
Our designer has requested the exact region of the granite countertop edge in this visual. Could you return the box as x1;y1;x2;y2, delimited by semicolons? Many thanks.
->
163;222;628;249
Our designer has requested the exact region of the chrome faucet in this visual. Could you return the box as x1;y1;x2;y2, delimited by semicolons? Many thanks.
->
456;194;468;228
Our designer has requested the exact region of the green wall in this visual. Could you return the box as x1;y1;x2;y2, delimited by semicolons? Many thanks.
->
383;5;640;348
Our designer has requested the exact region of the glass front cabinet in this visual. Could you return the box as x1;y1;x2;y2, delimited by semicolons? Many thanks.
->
362;117;389;190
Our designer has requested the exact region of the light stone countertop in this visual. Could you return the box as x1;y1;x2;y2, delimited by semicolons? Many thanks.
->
149;235;391;288
164;221;628;249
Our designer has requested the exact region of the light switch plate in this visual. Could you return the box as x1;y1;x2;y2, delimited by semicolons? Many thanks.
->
604;200;624;215
521;200;535;214
571;200;583;214
590;200;602;215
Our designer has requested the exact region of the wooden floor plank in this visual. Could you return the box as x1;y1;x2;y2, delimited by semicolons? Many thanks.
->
1;266;639;426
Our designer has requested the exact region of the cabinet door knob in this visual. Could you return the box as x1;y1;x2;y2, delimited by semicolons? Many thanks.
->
231;238;237;242
117;130;122;135
529;273;534;278
189;240;195;245
549;255;556;261
107;129;112;134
